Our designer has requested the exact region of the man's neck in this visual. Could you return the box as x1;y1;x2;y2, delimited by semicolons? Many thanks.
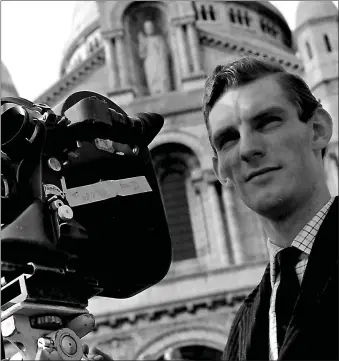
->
261;187;332;248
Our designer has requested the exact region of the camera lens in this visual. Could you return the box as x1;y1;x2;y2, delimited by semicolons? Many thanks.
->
1;106;27;145
1;105;38;161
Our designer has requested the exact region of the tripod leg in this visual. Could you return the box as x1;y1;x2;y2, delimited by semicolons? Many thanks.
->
2;315;44;360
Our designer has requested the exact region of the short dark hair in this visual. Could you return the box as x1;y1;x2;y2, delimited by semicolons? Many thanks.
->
202;57;326;158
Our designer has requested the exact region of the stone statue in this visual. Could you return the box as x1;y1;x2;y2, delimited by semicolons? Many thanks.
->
138;20;171;95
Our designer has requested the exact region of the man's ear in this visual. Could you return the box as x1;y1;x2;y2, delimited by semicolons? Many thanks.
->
213;156;228;186
311;107;333;154
212;156;220;181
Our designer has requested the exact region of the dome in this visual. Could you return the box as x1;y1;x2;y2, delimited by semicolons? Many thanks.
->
1;61;19;97
71;1;99;37
240;0;292;47
62;1;100;56
296;1;338;29
256;1;287;21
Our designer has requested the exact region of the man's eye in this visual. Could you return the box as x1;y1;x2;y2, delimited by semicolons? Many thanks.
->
219;135;239;149
259;117;281;129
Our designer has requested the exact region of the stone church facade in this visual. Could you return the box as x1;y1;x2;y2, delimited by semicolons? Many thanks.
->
3;1;338;360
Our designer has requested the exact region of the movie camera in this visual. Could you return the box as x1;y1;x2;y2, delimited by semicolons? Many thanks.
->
1;91;172;360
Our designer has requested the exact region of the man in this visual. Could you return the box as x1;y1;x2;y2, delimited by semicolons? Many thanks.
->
85;57;338;360
204;57;338;360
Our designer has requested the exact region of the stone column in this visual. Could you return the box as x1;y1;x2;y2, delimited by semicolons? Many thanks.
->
175;23;189;77
186;21;201;73
206;181;231;266
222;185;245;265
186;179;210;259
196;175;229;267
115;31;129;88
103;36;118;90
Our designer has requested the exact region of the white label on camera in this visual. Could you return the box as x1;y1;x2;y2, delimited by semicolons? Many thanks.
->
65;176;152;207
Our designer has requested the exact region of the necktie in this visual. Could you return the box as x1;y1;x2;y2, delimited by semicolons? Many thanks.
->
275;246;301;349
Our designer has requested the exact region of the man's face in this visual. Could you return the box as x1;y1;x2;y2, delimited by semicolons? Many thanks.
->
209;75;318;219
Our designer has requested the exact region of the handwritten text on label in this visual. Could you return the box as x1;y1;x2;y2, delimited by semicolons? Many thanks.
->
65;176;152;207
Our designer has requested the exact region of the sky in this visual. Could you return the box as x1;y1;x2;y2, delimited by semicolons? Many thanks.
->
1;1;338;101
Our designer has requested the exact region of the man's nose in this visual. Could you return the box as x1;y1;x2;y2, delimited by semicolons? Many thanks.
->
239;131;265;163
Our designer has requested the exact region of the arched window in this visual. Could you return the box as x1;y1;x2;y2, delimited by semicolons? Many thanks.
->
201;5;207;20
161;170;196;261
192;2;199;20
94;37;100;49
306;41;313;59
229;8;235;23
244;11;251;27
237;9;243;25
260;18;267;32
89;42;94;54
324;34;332;52
151;144;198;262
209;5;216;21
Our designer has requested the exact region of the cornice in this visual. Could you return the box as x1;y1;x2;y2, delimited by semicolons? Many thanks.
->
92;290;248;331
171;15;196;26
198;27;304;74
101;29;125;40
34;26;304;108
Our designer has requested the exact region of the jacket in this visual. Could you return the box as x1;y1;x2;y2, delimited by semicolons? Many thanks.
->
222;196;338;360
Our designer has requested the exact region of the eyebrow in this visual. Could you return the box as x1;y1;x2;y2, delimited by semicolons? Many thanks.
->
211;106;285;149
251;106;285;121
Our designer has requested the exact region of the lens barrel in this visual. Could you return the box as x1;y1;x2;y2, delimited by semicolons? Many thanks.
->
1;106;38;161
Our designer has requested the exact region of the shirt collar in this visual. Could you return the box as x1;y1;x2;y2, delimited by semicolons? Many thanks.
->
267;197;335;284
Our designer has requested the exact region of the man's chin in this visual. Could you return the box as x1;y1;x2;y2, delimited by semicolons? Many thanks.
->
245;191;287;218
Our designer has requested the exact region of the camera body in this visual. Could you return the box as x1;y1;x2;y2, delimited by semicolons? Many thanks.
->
1;91;172;304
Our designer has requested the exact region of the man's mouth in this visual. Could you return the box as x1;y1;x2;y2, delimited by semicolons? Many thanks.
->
246;167;281;182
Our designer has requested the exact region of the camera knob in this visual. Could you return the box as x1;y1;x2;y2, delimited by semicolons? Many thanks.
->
60;335;77;355
58;205;73;220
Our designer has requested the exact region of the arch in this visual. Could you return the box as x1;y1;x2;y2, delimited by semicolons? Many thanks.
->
151;142;200;177
134;324;227;360
110;1;184;30
149;130;210;170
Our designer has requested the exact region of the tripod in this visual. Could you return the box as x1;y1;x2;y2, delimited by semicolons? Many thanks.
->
1;263;102;360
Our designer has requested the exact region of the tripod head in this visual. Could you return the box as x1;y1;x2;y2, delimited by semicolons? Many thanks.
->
1;91;172;360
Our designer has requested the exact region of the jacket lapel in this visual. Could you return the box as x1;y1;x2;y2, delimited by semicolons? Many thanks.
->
240;264;271;360
279;196;338;358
